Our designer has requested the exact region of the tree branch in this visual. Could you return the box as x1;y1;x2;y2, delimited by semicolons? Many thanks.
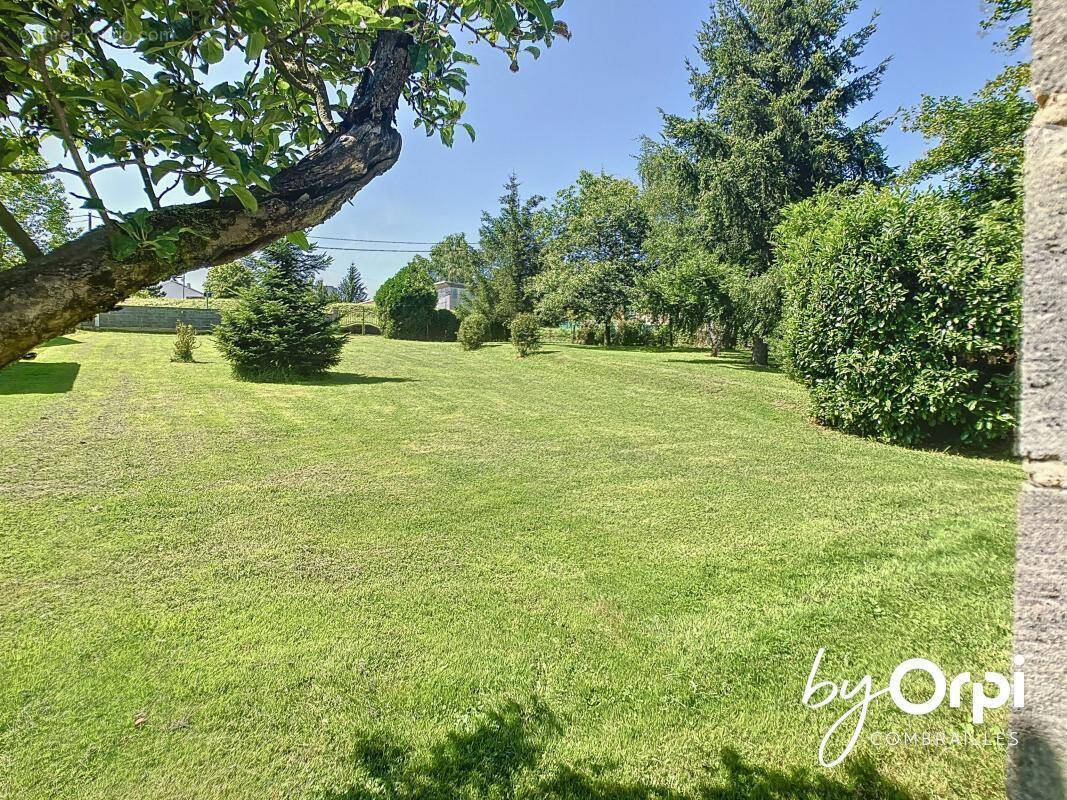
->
0;200;43;260
0;29;413;369
33;52;114;226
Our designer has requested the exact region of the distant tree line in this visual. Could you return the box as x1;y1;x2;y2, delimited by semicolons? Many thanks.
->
378;0;1030;447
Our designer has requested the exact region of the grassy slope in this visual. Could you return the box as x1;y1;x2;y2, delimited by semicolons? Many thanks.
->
0;333;1017;799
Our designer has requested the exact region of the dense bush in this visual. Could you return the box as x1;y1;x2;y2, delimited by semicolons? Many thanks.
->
510;313;542;357
374;262;436;340
775;187;1021;447
170;322;200;362
617;320;653;347
577;323;602;346
458;312;490;350
215;245;346;379
430;309;460;342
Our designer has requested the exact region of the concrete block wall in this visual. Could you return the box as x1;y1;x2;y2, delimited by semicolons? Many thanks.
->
1010;1;1067;797
80;306;221;333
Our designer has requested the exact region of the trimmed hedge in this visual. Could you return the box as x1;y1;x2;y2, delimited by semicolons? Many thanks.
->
775;187;1021;447
430;309;459;342
374;263;436;340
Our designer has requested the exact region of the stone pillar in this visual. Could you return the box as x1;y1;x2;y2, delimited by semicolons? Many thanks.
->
1010;2;1067;798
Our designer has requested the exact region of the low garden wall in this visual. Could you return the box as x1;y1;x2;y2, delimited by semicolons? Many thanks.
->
80;305;221;333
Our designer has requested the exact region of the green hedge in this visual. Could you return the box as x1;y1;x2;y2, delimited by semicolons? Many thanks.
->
374;263;436;340
775;187;1021;447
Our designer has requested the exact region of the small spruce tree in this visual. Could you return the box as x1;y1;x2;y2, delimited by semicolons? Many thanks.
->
214;242;346;379
337;264;369;303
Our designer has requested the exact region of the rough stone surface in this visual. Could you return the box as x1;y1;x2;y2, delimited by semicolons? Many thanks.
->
1021;116;1067;462
1011;1;1067;797
1011;488;1067;798
1033;1;1067;102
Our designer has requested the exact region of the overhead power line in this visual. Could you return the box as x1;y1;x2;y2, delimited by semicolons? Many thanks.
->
314;235;440;246
69;214;437;252
314;245;432;253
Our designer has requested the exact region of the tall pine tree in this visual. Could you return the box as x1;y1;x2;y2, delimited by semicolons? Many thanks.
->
650;0;890;362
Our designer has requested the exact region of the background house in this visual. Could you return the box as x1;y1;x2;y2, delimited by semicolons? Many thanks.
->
157;276;204;299
435;281;470;312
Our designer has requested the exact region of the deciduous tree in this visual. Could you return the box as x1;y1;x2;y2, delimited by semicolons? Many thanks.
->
0;154;71;270
533;171;648;346
0;0;569;366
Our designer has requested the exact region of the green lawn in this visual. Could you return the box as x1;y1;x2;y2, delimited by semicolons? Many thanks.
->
0;333;1018;799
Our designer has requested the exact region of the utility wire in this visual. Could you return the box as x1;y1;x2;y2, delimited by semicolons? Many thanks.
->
69;214;437;252
314;235;440;246
314;245;432;253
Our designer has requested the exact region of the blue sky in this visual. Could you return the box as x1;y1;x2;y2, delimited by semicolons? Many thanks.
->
69;0;1020;293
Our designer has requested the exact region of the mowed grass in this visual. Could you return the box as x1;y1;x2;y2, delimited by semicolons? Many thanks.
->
0;333;1018;799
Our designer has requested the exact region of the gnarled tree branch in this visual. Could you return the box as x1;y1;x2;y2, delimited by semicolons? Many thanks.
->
0;29;412;367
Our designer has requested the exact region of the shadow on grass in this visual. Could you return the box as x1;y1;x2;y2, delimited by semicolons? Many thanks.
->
40;336;83;347
0;362;81;395
237;372;416;386
667;351;781;374
322;698;914;800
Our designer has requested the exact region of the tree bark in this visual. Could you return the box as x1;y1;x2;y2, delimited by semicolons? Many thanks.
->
0;29;412;369
751;335;769;366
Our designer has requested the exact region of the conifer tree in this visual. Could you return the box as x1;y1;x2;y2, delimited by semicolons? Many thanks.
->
337;265;369;303
215;242;345;379
650;0;890;362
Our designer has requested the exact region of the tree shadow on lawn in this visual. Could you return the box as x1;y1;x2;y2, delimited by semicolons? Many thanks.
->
249;372;416;387
0;362;81;395
667;353;781;375
40;336;83;347
321;698;914;800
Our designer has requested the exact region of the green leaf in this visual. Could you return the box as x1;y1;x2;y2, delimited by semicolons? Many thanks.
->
227;184;258;213
122;6;142;42
462;123;476;143
200;36;224;65
130;88;158;116
246;31;266;61
521;0;554;30
286;230;310;250
110;232;139;259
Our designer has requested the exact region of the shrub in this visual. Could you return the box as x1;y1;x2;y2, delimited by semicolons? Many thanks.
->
775;187;1021;447
215;246;346;379
374;261;436;340
171;321;200;362
458;312;490;350
577;323;602;346
510;313;542;357
617;320;652;347
430;309;460;342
